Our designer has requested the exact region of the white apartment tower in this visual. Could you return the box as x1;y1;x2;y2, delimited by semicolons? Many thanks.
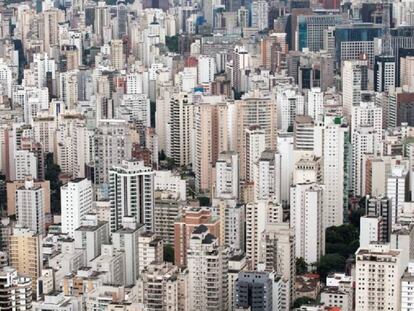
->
215;151;239;199
61;178;93;238
245;125;266;182
341;59;368;117
290;183;324;264
254;149;282;202
197;55;216;84
109;160;154;232
16;179;45;235
387;166;408;226
251;0;269;31
187;225;228;311
355;243;402;311
307;87;324;122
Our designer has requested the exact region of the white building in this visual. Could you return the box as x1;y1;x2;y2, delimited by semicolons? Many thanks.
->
187;225;228;311
138;232;164;274
341;59;368;117
14;150;37;180
251;0;269;31
245;125;266;182
112;217;145;287
197;55;216;84
16;179;45;235
254;149;281;202
359;215;381;248
290;183;324;264
154;170;187;201
74;213;110;263
387;166;408;226
90;244;126;286
276;85;305;132
109;160;154;232
215;151;239;200
61;178;93;238
307;87;324;122
0;267;32;310
355;243;403;311
401;261;414;311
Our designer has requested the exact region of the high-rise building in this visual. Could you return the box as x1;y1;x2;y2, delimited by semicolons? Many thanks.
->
111;217;145;287
215;151;239;200
61;178;93;238
174;207;221;266
9;226;42;294
400;56;414;90
109;160;154;232
387;166;409;226
290;183;324;263
254;149;281;202
355;243;402;311
307;87;324;122
93;119;132;186
74;213;110;263
276;85;305;132
111;39;124;71
341;58;368;117
366;196;392;243
14;150;37;180
251;0;269;31
245;125;266;182
187;225;228;311
232;46;250;93
15;179;45;235
235;271;273;310
138;232;164;273
374;55;396;92
0;267;32;310
197;55;216;84
167;92;193;166
401;262;414;311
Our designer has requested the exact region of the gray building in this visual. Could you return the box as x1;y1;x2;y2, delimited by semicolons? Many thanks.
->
235;271;273;311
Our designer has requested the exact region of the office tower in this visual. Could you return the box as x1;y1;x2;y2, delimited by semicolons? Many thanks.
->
94;2;110;45
174;207;221;266
93;119;132;185
251;0;269;31
167;92;193;167
61;178;93;238
9;226;42;294
197;55;216;84
232;46;250;93
193;100;228;193
387;166;409;225
111;39;124;71
297;15;342;52
290;183;324;263
245;125;266;182
254;149;281;202
323;116;350;227
341;59;368;117
187;225;228;311
112;217;145;286
352;127;378;196
14;150;37;180
374;55;396;92
116;0;127;39
401;262;414;311
230;92;277;179
109;160;154;232
355;243;402;311
90;244;126;286
260;222;295;308
276;85;305;131
215;151;239;200
15;179;45;235
235;271;273;310
74;213;110;263
138;232;164;273
246;200;283;268
0;267;32;310
366;196;392;242
136;262;186;310
307;87;323;122
293;116;316;152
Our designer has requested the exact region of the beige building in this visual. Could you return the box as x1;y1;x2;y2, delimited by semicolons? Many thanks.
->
42;9;65;52
6;178;50;216
111;39;124;71
400;56;414;91
193;99;228;193
355;243;403;311
9;226;43;294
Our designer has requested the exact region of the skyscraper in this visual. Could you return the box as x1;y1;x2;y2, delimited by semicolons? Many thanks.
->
109;160;154;232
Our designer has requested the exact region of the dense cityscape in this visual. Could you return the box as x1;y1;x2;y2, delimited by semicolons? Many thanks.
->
0;0;413;309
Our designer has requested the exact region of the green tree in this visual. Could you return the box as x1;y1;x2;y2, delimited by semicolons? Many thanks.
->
164;244;174;263
293;297;316;308
325;224;359;259
296;257;308;275
165;35;179;53
317;253;346;280
45;153;62;214
198;196;210;206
